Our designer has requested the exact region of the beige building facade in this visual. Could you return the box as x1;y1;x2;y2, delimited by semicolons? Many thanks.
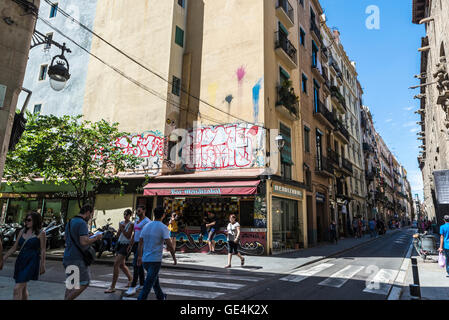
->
412;0;449;224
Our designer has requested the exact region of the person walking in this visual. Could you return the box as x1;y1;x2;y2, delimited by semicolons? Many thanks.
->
125;205;151;296
352;218;359;239
224;214;245;268
2;212;46;300
329;221;338;244
205;211;219;254
137;207;176;300
438;215;449;278
63;204;102;300
168;212;179;252
369;219;376;238
105;209;134;293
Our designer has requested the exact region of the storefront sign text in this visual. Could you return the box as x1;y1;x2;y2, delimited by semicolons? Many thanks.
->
273;184;303;199
170;188;222;196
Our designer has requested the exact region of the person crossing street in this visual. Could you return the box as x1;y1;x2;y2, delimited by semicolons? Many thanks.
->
438;215;449;278
137;207;176;300
125;205;151;296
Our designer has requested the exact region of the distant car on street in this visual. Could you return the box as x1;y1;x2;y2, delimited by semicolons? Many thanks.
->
412;220;418;228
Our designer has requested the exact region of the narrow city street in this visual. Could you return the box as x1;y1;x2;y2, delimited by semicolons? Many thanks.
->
241;228;415;300
0;228;414;300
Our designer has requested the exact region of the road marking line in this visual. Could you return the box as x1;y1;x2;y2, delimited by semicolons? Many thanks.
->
280;263;334;283
159;271;263;282
121;288;225;299
318;265;364;288
158;278;245;290
395;270;407;284
363;268;398;295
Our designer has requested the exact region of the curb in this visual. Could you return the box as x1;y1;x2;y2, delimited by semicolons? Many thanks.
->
386;238;415;300
290;229;401;271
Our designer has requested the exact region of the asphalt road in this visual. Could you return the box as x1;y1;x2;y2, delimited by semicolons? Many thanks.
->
0;228;414;300
237;228;415;300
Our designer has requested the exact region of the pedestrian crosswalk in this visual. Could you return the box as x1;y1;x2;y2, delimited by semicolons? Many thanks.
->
89;269;267;300
280;262;401;296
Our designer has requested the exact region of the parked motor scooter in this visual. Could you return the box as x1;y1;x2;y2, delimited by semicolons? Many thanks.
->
93;219;117;258
1;223;22;248
44;219;65;250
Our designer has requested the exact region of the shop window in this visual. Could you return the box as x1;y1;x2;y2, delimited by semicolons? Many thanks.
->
272;197;300;252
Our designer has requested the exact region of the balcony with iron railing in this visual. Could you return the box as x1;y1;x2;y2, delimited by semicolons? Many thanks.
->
314;100;335;128
315;156;334;177
334;119;350;143
363;142;375;153
275;31;297;69
342;157;353;175
330;86;347;110
276;80;299;119
276;0;294;28
310;19;322;44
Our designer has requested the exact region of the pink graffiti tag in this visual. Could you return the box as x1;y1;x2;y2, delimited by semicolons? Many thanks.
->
115;133;164;158
236;66;246;83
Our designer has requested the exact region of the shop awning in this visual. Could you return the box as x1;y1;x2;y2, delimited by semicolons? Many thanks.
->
143;180;260;196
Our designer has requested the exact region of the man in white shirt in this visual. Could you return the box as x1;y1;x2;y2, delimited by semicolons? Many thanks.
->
137;207;176;300
125;205;150;296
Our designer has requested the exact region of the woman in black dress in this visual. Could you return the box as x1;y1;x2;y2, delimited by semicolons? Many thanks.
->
3;212;46;300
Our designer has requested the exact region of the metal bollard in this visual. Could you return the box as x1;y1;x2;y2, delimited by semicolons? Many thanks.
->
409;257;421;299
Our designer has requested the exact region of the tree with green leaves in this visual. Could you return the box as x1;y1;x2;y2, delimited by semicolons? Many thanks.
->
4;113;144;209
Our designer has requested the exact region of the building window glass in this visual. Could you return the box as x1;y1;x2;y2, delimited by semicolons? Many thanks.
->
300;28;306;46
304;126;310;153
38;64;48;81
272;197;300;252
175;26;184;47
177;0;185;8
172;76;181;96
50;3;58;18
280;123;292;180
302;73;308;93
279;67;290;84
313;80;320;113
312;40;318;68
33;104;42;114
45;33;53;50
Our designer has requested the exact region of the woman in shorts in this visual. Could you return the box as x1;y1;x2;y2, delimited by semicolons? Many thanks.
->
105;209;134;293
224;214;245;268
168;212;179;251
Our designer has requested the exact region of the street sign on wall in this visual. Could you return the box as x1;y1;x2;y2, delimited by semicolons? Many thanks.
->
433;170;449;204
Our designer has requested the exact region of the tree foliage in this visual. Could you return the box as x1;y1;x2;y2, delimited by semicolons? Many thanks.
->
4;113;143;208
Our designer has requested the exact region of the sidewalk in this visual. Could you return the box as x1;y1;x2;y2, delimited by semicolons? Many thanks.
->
43;229;400;274
401;253;449;300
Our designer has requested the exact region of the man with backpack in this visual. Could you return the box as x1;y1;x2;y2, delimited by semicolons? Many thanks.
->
63;204;102;300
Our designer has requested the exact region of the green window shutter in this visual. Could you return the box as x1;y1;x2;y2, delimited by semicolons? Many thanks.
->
279;22;289;35
175;26;184;47
279;67;290;80
280;123;293;165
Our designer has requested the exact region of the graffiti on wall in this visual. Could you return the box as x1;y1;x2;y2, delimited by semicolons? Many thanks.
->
115;130;164;175
175;229;266;256
112;123;265;175
182;123;265;170
252;77;263;124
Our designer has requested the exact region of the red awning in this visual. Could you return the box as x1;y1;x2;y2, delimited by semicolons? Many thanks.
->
143;180;260;196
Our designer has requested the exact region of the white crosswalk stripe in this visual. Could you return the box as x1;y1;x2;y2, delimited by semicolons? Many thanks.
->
363;268;398;295
318;265;364;288
89;268;266;300
280;263;334;283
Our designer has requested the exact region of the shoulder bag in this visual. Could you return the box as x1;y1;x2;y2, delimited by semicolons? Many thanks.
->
68;218;96;266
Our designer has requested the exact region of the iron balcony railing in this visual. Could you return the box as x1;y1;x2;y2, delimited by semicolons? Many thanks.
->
314;100;336;126
342;157;353;174
310;19;322;41
276;0;294;23
276;85;299;117
316;156;334;175
275;31;297;64
327;149;340;166
330;86;347;109
363;142;375;153
335;119;350;141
